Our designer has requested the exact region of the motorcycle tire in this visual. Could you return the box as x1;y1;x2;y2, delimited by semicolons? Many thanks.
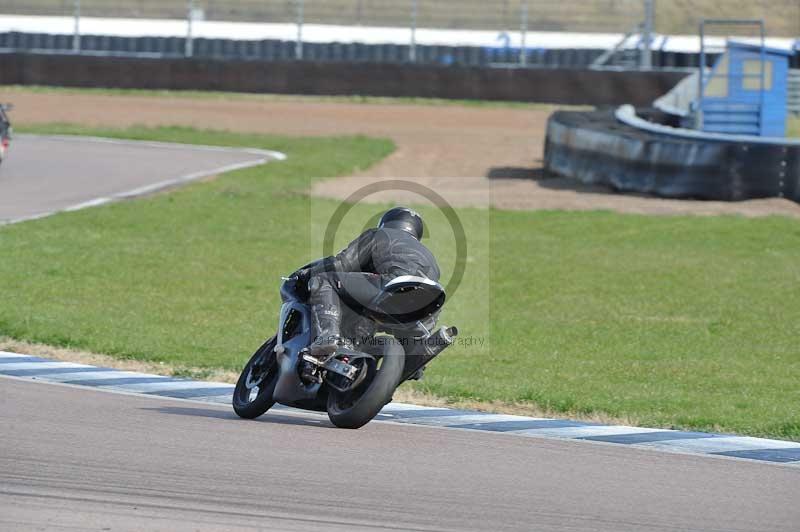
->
326;338;404;429
233;336;279;419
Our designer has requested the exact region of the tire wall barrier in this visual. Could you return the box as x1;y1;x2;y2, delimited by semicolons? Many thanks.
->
0;53;687;106
544;109;800;202
2;33;799;70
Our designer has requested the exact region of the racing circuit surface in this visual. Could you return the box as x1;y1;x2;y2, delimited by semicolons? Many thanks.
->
2;92;800;531
2;376;799;532
0;134;280;224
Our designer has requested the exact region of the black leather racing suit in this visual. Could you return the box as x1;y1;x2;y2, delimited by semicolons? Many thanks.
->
301;227;441;345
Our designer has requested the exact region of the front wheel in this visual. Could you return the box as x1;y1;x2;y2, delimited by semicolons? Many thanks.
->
233;336;279;419
326;338;404;429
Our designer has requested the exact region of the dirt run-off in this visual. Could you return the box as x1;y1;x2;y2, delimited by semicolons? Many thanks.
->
4;90;799;218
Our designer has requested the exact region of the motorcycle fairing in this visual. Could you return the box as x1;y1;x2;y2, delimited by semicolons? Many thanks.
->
272;300;321;404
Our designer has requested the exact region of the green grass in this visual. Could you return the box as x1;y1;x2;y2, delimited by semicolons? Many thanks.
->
3;123;800;440
0;85;577;111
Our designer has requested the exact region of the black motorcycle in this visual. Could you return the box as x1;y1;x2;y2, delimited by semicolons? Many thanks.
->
233;261;458;429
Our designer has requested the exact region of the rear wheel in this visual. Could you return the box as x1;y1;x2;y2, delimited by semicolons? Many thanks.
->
326;338;404;429
233;336;279;419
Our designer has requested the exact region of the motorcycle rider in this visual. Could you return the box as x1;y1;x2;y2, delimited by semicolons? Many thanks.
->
293;207;441;359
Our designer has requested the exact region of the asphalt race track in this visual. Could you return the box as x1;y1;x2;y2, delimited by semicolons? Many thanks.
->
0;134;281;224
1;377;799;532
2;134;799;531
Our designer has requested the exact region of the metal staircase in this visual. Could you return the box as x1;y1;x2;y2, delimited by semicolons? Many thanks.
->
700;102;762;135
590;24;644;69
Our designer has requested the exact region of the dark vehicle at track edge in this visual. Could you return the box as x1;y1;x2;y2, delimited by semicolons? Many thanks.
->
233;260;458;428
0;104;11;165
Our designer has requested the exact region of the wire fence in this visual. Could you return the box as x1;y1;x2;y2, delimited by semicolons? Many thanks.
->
0;1;796;69
2;0;798;36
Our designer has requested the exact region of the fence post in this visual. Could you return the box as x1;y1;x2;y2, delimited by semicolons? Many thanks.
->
185;0;194;57
641;0;654;69
72;0;81;53
696;20;705;130
409;0;418;63
296;0;304;60
519;1;528;66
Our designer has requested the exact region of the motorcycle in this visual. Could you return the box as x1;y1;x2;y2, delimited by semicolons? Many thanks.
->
232;260;458;429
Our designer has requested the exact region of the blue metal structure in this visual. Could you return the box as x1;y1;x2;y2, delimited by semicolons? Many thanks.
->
698;22;791;137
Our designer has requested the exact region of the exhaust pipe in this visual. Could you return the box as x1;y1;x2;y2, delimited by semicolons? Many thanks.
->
419;326;458;358
400;326;458;381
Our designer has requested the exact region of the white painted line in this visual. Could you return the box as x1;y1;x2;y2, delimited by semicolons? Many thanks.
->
0;135;287;226
113;158;272;199
0;211;54;226
4;350;800;468
62;197;114;212
635;436;800;454
0;351;35;359
0;372;274;415
99;380;234;393
380;403;444;412
387;413;548;426
0;361;96;370
16;134;287;161
511;425;668;439
29;370;172;382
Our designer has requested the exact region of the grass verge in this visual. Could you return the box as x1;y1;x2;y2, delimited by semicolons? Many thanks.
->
2;123;799;440
0;85;586;111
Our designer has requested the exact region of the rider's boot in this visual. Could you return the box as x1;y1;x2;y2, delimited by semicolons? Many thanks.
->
309;309;348;359
308;277;350;359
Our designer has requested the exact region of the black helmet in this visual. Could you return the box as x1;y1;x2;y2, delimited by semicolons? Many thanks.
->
378;207;424;240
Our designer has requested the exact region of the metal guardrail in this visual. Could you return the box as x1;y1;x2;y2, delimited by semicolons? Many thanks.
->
617;104;800;145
